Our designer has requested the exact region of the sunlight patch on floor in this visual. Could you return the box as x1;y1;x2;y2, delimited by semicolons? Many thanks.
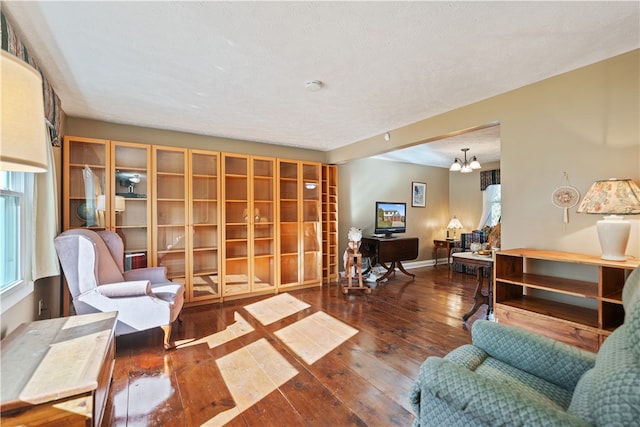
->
176;312;254;349
202;338;298;426
274;311;359;365
243;293;310;325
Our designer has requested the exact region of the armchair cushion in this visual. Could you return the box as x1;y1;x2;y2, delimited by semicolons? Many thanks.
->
97;280;152;298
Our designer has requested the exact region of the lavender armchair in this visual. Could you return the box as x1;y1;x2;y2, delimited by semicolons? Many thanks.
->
55;229;184;349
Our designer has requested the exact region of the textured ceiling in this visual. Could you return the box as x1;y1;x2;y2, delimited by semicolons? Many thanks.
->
3;1;639;157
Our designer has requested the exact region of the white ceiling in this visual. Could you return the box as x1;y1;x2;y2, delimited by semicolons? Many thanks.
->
3;1;639;162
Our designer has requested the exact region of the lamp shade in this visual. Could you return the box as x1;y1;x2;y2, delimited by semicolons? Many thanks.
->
577;179;640;261
576;179;640;215
447;216;463;230
0;51;47;173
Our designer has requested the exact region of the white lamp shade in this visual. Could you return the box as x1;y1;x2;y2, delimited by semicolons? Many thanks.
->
447;217;463;229
0;51;47;173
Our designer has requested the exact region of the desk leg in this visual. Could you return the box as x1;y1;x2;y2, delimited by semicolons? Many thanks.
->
462;267;489;322
376;261;415;282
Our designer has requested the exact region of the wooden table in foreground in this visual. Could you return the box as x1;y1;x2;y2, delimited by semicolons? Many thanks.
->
1;311;117;427
360;236;419;281
452;252;494;322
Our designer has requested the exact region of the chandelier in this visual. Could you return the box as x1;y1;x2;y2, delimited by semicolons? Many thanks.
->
449;148;481;173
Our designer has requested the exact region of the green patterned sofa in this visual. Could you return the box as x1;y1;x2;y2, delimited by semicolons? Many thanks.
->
410;266;640;426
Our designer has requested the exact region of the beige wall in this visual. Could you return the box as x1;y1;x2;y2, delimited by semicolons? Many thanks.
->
337;158;449;262
330;50;640;258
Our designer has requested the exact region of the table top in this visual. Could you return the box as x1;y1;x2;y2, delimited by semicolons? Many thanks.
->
452;251;494;264
1;311;117;410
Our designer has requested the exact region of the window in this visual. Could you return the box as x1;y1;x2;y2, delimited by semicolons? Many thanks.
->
1;171;34;313
478;184;501;229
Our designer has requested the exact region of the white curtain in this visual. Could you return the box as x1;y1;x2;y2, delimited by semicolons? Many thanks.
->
32;130;60;281
477;184;501;229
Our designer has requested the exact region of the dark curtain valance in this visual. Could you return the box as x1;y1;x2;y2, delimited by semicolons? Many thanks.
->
480;169;500;191
1;11;62;146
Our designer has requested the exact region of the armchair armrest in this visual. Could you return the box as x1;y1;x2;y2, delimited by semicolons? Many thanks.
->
97;280;152;298
123;267;170;284
472;320;596;391
418;357;591;427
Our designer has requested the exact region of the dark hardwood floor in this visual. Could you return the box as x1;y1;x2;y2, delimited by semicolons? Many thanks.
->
103;266;488;426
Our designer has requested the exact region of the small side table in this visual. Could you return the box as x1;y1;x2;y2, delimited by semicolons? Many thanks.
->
433;239;458;268
1;311;117;427
452;252;493;322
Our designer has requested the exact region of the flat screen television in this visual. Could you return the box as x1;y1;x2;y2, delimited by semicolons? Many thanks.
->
374;201;407;238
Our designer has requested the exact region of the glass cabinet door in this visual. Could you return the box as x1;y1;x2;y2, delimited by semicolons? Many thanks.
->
112;141;151;270
278;160;300;286
189;150;220;301
251;157;276;292
153;147;188;285
302;162;322;283
63;136;110;231
223;154;250;295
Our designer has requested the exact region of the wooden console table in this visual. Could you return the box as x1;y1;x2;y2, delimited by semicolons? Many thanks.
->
1;311;117;426
360;236;419;281
452;252;493;322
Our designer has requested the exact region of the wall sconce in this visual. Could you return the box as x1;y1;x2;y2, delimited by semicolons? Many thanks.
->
449;148;481;174
305;182;318;190
0;51;47;173
577;178;640;261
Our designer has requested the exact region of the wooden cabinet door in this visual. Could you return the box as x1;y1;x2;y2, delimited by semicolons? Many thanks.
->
278;160;322;289
189;150;221;301
63;136;110;231
278;160;300;287
251;157;277;293
152;146;189;286
222;154;250;296
111;141;151;270
301;162;322;284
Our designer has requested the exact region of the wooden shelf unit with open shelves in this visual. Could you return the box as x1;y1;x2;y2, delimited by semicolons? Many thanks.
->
494;248;639;352
322;165;339;284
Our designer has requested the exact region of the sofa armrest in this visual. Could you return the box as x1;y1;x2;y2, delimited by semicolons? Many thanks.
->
418;357;591;426
471;320;596;391
124;267;169;284
97;280;152;298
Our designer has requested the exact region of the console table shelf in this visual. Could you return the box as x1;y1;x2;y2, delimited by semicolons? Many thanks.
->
494;248;638;352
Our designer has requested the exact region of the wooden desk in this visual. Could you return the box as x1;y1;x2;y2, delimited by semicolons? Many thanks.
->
452;252;493;322
433;239;458;267
1;312;117;427
360;236;419;281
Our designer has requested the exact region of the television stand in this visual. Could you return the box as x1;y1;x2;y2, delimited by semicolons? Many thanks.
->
360;236;419;282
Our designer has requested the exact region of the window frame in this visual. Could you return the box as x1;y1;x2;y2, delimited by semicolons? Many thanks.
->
1;171;34;314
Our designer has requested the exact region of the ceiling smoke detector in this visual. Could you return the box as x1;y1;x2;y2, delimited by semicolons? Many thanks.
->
305;80;323;92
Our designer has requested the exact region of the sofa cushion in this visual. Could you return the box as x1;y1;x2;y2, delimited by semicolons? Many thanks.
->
444;344;573;412
569;324;640;424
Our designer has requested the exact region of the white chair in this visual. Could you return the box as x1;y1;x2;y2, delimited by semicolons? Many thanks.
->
55;229;184;349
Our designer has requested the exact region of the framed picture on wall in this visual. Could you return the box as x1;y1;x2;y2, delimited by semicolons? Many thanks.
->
412;182;426;207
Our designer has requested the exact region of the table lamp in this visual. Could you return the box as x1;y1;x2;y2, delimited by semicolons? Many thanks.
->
447;216;463;240
576;178;640;261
